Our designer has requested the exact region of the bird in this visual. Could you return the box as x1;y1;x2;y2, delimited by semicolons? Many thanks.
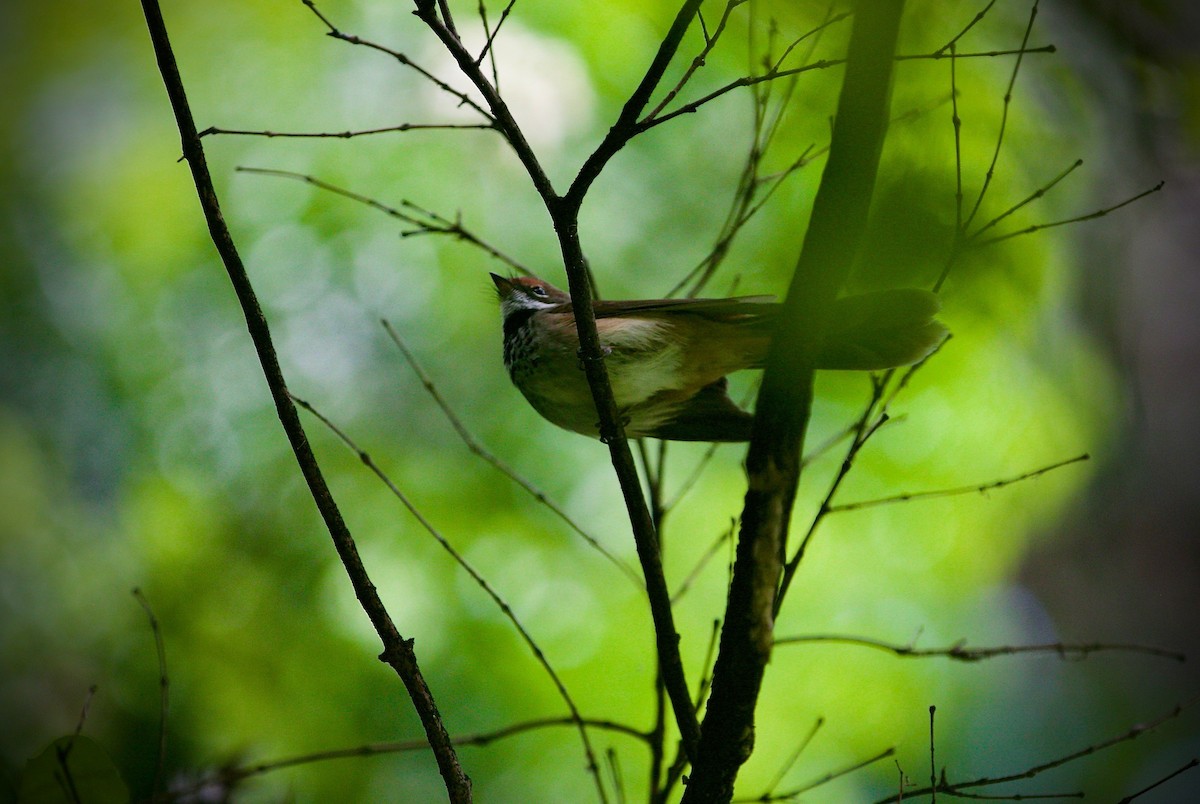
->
492;273;946;442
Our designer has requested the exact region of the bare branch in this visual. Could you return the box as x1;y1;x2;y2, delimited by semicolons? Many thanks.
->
476;0;518;68
778;336;948;609
962;1;1040;230
301;0;495;123
137;2;471;798
827;453;1090;513
645;0;751;122
437;0;459;39
1118;759;1200;803
972;181;1165;249
952;42;964;237
637;59;840;134
740;747;896;801
929;705;938;804
564;0;709;209
965;158;1084;242
291;394;610;802
382;320;641;586
670;523;735;604
200;122;494;138
661;441;723;511
72;686;98;739
896;44;1055;61
776;377;890;611
933;0;999;56
767;11;853;75
693;619;722;712
641;45;1053;135
871;696;1200;803
237;166;533;275
774;634;1186;663
174;716;648;797
133;589;169;798
474;1;500;88
762;717;824;796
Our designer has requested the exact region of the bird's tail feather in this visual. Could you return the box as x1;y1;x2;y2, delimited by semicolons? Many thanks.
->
817;289;947;370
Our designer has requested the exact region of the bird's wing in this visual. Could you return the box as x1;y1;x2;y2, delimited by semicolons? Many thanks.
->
590;296;778;321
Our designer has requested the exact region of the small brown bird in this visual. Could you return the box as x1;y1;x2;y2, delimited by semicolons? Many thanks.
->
492;273;946;442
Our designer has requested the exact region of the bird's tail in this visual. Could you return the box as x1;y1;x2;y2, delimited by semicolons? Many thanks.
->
816;289;947;370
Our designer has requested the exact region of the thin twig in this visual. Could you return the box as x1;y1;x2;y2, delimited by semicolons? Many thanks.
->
133;589;169;798
872;696;1200;803
951;42;963;238
774;634;1186;663
606;748;626;804
933;0;998;56
292;393;609;801
668;89;952;299
775;377;890;613
641;45;1053;134
767;11;853;75
437;0;459;39
200;122;493;138
382;320;640;586
474;1;500;88
1118;758;1200;803
661;442;722;512
778;334;948;611
301;0;495;123
827;453;1090;513
762;717;825;796
972;181;1165;249
645;0;750;122
476;0;518;68
897;44;1055;61
962;1;1040;230
237;166;532;275
966;158;1083;242
741;747;897;801
693;619;723;712
671;522;735;604
171;716;648;796
137;2;470;798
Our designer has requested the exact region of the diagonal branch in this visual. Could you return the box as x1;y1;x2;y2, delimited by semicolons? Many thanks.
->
292;394;610;801
136;2;471;800
563;0;707;211
382;320;641;585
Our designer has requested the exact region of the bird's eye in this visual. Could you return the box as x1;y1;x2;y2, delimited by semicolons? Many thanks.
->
531;285;548;297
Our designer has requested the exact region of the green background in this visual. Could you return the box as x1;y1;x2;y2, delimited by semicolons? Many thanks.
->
2;0;1197;801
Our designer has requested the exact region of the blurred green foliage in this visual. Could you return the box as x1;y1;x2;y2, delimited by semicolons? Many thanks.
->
1;0;1188;801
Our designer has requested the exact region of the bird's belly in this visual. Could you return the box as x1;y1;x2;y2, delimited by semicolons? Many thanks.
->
511;323;684;436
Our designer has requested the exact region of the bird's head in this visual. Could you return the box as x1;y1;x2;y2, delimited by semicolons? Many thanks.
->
490;273;570;320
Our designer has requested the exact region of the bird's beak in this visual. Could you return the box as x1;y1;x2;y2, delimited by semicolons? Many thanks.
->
490;273;512;297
